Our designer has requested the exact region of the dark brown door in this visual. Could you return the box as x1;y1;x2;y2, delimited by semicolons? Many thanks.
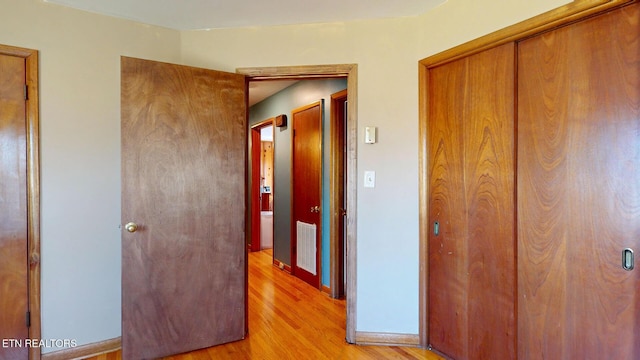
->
517;4;640;358
331;89;347;299
428;42;516;359
291;101;322;288
121;57;247;359
0;52;28;360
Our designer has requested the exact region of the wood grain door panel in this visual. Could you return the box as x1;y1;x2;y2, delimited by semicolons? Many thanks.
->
428;42;516;360
291;101;322;288
121;57;246;359
330;90;347;299
0;53;28;360
517;3;640;358
428;55;468;359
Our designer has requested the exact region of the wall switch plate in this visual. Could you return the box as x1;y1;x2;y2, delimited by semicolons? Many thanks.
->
365;126;377;144
364;171;376;188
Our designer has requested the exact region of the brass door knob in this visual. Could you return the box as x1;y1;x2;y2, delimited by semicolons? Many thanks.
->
124;222;138;233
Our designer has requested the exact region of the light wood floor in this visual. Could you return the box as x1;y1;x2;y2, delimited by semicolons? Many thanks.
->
86;250;442;359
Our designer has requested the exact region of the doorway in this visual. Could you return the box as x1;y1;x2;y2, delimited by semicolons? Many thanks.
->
240;64;357;342
250;120;275;253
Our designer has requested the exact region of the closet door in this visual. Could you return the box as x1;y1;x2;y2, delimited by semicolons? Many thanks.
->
428;42;516;360
518;3;640;359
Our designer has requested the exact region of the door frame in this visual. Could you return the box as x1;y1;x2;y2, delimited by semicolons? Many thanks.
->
418;0;635;349
0;43;41;360
250;118;275;253
237;64;358;343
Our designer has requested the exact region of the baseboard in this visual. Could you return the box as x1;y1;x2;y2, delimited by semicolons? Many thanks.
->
321;284;331;295
273;258;291;273
41;337;121;360
355;331;420;347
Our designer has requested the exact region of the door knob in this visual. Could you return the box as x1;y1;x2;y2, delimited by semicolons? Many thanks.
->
310;206;320;213
124;222;138;233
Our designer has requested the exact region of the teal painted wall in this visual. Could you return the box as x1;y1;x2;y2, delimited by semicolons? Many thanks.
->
249;78;347;287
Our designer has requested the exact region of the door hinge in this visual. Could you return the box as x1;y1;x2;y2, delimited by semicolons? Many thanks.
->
24;85;28;100
26;311;31;327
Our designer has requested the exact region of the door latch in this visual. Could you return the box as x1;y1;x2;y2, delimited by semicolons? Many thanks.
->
622;248;634;271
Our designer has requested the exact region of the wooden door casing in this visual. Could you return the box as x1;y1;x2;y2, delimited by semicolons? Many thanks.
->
517;3;640;358
428;42;516;359
291;101;323;288
0;52;28;360
121;57;247;359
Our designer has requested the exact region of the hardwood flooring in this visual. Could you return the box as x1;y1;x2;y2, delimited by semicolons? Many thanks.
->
86;250;442;359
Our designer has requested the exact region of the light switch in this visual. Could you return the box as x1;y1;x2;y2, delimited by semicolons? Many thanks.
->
364;171;375;188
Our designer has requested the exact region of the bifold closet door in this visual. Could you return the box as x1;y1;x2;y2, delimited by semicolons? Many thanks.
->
428;42;516;360
517;3;640;359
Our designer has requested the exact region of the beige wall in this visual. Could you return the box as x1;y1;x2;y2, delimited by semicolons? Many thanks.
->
0;0;181;352
0;0;569;351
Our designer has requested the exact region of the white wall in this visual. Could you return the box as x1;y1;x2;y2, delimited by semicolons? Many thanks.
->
0;0;181;352
0;0;570;351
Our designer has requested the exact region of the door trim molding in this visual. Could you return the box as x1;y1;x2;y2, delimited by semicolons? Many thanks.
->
418;0;635;349
237;64;358;343
0;43;41;360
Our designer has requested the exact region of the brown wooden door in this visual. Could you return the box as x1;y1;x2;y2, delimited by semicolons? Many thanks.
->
121;57;247;359
517;4;640;359
0;53;28;360
291;101;322;288
331;89;347;299
428;42;516;359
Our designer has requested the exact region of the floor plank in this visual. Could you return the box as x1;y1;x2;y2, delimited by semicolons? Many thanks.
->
85;250;442;359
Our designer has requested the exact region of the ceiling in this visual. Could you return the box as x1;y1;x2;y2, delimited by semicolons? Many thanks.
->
42;0;445;105
43;0;446;30
248;80;298;106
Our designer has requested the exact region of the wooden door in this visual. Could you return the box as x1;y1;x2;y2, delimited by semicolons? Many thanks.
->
517;4;640;359
291;101;322;288
428;43;516;359
331;89;347;299
0;53;28;360
121;57;247;359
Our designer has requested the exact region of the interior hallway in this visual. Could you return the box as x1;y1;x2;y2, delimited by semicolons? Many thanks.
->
85;250;442;359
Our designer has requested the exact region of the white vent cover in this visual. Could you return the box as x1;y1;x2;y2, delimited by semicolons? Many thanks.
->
296;221;316;275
